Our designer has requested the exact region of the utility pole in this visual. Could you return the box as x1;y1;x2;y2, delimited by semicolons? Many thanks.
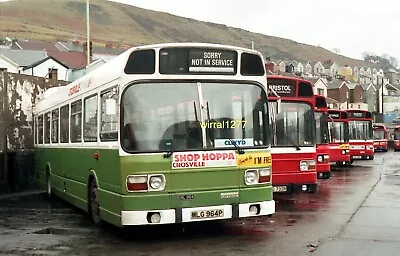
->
2;71;8;187
86;0;91;67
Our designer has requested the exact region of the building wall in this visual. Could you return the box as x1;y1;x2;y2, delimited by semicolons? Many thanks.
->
0;72;68;151
0;59;18;73
21;59;69;81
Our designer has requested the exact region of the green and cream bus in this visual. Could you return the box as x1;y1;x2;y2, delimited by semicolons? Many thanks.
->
33;43;275;227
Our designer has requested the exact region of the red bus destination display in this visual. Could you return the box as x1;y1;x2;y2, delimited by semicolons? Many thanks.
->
267;78;296;97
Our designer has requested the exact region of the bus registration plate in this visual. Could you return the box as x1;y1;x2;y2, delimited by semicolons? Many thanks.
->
273;186;287;192
191;209;224;219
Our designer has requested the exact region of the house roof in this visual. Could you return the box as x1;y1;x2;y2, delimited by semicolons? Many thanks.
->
22;56;69;70
305;78;319;85
327;79;346;89
45;51;87;69
347;82;359;90
12;39;60;52
0;48;47;67
92;46;126;55
55;41;83;52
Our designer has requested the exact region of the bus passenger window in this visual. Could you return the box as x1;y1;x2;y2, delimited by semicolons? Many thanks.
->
84;95;98;142
38;115;43;144
60;105;69;143
70;100;82;143
44;112;51;144
100;87;119;141
51;109;59;143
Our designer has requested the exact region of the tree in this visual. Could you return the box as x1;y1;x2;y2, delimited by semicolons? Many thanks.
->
363;53;399;70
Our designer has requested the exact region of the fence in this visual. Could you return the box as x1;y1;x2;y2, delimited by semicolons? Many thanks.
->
0;71;68;193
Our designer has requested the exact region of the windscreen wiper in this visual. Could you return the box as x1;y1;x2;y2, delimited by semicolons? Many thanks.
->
228;138;245;154
163;125;195;158
164;101;199;158
287;136;301;151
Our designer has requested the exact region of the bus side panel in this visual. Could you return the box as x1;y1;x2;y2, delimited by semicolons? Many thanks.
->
33;147;46;190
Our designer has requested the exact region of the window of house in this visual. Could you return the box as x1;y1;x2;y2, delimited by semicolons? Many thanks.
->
60;105;69;143
48;68;58;79
84;94;98;142
44;112;51;144
100;87;118;141
317;88;324;96
70;100;82;142
51;109;59;143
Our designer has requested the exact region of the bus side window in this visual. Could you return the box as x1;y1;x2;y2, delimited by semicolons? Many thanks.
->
60;105;69;143
51;109;59;143
100;87;118;141
38;114;44;144
84;94;98;142
44;112;51;144
70;100;82;143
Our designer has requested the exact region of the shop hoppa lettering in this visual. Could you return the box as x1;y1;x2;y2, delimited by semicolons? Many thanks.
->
173;152;235;168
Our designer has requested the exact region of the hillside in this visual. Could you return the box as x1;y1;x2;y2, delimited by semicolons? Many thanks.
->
0;0;377;67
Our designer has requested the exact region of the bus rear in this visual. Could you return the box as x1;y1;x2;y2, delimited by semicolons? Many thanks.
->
327;110;351;166
314;95;330;179
394;126;400;151
267;76;317;193
346;110;374;161
373;123;388;152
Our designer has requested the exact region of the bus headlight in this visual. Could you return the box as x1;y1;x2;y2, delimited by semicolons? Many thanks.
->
300;160;316;171
341;149;346;155
317;155;323;163
244;170;258;185
149;175;166;191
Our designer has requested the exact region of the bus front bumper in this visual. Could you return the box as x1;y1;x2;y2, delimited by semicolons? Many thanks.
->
120;200;275;225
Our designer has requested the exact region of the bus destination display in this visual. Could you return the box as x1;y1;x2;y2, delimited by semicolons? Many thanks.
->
188;49;236;73
267;78;296;97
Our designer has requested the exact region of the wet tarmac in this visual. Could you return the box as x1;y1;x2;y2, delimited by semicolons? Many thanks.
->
0;151;397;256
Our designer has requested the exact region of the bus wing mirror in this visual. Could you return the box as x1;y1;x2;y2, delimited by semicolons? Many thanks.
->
106;98;117;115
277;98;282;114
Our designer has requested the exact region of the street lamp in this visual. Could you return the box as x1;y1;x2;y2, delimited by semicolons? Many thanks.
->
86;0;91;67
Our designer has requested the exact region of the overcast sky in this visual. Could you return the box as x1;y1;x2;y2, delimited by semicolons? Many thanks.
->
109;0;399;63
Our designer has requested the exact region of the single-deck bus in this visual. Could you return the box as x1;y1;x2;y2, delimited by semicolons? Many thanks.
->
346;110;374;161
267;75;317;193
394;126;400;151
327;109;351;166
314;95;330;179
33;43;275;227
373;123;388;152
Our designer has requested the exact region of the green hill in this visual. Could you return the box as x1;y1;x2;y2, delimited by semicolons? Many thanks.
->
0;0;375;67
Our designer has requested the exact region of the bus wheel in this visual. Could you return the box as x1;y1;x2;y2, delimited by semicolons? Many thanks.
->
89;180;101;225
46;171;53;199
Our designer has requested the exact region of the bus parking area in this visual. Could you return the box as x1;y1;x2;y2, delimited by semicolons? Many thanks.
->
1;152;399;256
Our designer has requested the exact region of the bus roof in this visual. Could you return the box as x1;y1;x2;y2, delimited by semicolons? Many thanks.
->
34;42;267;114
327;109;348;121
266;75;314;103
345;109;373;120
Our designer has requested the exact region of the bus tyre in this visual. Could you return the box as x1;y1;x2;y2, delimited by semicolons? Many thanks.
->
46;171;53;200
89;180;102;226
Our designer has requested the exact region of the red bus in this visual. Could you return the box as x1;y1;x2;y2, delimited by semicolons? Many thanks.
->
373;123;388;152
327;109;351;166
394;126;400;151
267;75;317;193
346;110;374;161
314;95;330;179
